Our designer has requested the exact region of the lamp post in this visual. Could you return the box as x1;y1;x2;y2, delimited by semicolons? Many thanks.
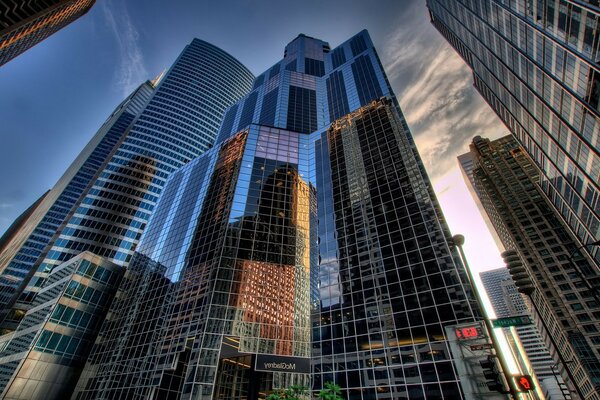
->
451;234;520;399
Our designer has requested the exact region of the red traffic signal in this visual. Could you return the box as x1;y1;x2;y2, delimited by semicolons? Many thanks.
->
515;375;535;391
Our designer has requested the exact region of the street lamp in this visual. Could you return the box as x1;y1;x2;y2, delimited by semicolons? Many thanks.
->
451;234;520;399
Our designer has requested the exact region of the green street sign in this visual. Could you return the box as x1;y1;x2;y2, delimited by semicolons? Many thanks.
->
492;315;532;328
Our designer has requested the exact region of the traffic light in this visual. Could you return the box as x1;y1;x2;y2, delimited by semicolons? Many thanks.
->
501;250;534;295
479;355;507;393
515;374;535;391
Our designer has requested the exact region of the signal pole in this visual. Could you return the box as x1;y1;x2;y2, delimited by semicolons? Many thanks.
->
452;235;521;399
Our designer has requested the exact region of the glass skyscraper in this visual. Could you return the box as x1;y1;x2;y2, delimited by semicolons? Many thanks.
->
0;81;155;321
427;0;600;268
0;0;95;65
0;252;123;400
73;31;482;400
0;39;254;396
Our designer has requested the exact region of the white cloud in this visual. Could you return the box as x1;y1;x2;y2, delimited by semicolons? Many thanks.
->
379;6;510;274
102;0;148;96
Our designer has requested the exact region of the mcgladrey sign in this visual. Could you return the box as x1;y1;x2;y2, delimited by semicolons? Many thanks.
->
254;354;310;373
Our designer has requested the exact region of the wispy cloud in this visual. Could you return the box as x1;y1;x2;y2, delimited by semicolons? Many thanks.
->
101;0;148;96
381;3;507;183
378;4;509;272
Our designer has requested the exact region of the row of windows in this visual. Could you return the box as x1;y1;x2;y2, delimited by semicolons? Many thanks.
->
35;329;91;360
50;304;101;331
77;260;118;285
64;280;112;307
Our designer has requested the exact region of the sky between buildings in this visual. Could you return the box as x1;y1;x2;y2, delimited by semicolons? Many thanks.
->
0;0;510;276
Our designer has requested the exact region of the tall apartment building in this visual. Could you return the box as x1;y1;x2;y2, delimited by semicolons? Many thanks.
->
0;39;254;396
458;152;504;250
0;0;95;65
71;31;483;400
461;135;600;399
480;267;568;399
427;0;600;269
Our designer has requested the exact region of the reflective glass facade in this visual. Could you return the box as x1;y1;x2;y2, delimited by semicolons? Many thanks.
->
312;99;480;400
0;39;254;396
427;0;600;267
0;81;154;316
74;126;314;399
0;252;122;398
71;31;482;400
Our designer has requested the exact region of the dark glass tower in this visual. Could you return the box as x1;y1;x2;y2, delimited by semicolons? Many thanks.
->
73;31;482;400
0;0;95;65
427;0;600;268
0;39;254;397
462;135;600;399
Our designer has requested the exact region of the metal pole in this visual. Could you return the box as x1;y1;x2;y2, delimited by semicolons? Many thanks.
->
452;234;520;400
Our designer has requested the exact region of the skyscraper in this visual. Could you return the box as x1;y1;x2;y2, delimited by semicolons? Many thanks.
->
461;135;600;399
0;252;123;400
480;268;568;399
72;31;482;400
427;0;600;268
0;81;155;323
458;152;503;250
0;39;253;396
0;191;49;256
0;0;95;65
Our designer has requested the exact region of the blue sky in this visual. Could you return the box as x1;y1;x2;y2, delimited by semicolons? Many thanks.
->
0;0;508;272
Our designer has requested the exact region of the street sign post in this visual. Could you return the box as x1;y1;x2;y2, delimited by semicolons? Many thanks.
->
492;315;532;328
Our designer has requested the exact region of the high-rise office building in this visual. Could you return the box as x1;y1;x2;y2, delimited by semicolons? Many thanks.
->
480;267;568;399
0;0;95;65
0;252;123;400
0;39;253;315
0;39;253;395
0;81;155;321
427;0;600;268
461;135;600;399
72;31;482;400
0;191;49;256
